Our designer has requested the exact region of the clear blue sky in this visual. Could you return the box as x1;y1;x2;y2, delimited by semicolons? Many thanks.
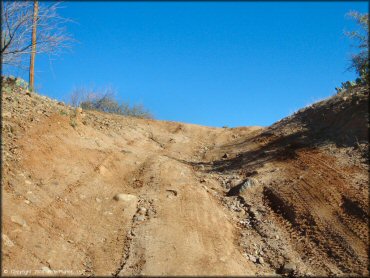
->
5;1;368;127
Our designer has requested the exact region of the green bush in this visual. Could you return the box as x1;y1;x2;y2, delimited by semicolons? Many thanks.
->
2;76;29;92
335;80;360;94
336;11;368;94
345;11;369;85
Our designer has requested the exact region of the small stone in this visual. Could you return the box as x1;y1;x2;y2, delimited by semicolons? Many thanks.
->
135;215;145;222
95;197;102;203
24;200;31;204
41;266;53;274
222;153;229;159
113;193;137;202
127;233;133;240
257;257;264;264
228;178;259;196
281;262;296;274
248;255;257;263
2;234;14;247
11;215;27;227
138;207;147;215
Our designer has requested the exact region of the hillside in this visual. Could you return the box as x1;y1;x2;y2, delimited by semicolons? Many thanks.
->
1;80;369;276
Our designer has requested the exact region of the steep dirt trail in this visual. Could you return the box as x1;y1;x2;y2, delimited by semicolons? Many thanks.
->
2;91;264;276
2;86;368;276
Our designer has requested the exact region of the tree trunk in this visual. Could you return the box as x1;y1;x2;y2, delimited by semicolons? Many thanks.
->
29;0;38;92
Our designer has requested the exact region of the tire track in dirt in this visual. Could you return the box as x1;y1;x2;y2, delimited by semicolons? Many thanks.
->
264;149;368;274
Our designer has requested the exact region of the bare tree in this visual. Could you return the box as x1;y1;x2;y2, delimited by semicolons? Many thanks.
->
1;1;72;87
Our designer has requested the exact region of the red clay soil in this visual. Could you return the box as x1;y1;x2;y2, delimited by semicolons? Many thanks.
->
1;81;369;276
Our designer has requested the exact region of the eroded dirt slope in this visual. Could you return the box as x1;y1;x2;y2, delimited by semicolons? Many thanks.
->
1;83;369;276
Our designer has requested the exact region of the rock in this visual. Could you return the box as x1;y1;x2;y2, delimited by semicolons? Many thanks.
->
281;262;296;274
134;215;145;222
248;255;257;263
11;215;27;227
257;257;264;264
113;193;137;202
24;200;31;205
222;153;229;159
227;178;258;196
95;197;102;203
41;266;53;274
242;178;258;189
138;207;147;215
2;234;14;247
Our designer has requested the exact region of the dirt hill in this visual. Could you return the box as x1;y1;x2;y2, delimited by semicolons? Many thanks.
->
1;80;369;276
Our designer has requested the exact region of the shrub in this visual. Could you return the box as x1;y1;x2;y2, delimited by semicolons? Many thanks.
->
336;11;369;94
345;11;369;85
70;86;153;119
1;75;29;92
335;80;360;94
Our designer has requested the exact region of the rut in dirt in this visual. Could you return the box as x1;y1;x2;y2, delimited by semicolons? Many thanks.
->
1;83;369;276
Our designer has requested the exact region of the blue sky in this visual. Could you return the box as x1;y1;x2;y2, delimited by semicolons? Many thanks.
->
5;1;368;127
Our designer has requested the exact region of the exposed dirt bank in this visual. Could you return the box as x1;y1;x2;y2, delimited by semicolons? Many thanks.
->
2;83;368;276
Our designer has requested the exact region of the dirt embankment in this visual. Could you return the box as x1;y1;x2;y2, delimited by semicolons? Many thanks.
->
1;81;369;276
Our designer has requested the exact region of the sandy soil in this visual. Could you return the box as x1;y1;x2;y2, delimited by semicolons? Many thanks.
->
1;83;368;276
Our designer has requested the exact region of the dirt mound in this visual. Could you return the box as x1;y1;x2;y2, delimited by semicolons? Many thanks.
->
2;81;368;276
267;85;368;148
